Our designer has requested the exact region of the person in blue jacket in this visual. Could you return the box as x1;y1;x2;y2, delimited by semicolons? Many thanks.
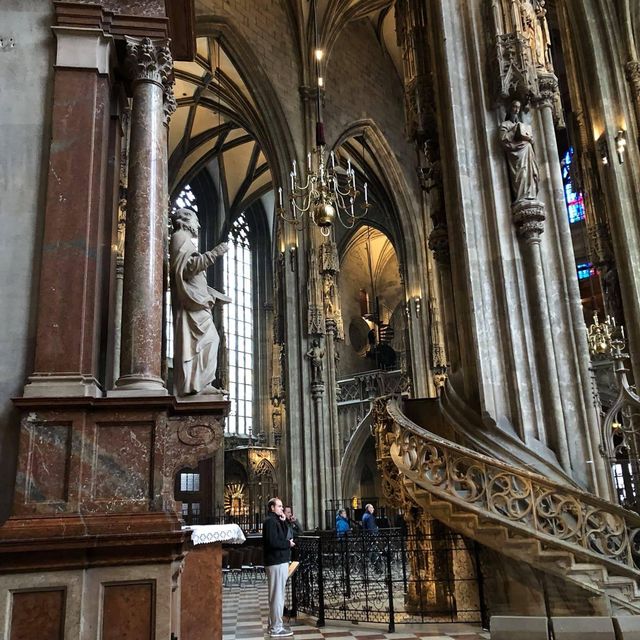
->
335;508;350;537
361;503;381;571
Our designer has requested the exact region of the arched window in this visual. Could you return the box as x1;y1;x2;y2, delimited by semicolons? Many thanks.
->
224;214;253;436
561;148;585;224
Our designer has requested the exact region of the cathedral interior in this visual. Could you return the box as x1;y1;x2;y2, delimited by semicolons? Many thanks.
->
3;0;640;637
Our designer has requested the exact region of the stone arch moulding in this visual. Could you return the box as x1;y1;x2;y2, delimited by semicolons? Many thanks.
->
340;409;373;499
194;15;298;244
332;119;424;290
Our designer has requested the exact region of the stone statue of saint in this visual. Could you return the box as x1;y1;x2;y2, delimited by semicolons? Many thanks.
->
499;99;539;202
170;208;230;396
306;339;325;383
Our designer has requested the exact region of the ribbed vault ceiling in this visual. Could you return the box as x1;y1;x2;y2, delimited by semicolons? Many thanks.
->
169;37;272;217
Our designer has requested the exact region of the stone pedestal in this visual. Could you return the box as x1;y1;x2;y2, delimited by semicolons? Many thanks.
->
0;395;229;639
180;543;223;640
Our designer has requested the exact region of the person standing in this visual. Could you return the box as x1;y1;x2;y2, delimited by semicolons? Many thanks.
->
362;503;381;572
335;508;350;537
263;497;294;638
284;505;304;537
362;503;378;533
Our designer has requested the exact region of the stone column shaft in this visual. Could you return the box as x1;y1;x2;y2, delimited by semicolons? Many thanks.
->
538;102;613;498
115;37;172;393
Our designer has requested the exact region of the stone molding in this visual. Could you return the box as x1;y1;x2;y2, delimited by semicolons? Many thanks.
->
52;26;115;75
124;36;173;87
54;1;169;45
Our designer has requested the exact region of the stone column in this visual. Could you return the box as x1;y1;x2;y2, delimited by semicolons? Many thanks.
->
114;37;172;394
512;199;570;469
536;76;612;498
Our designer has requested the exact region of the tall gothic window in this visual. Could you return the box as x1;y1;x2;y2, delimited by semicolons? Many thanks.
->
561;148;586;224
224;214;253;436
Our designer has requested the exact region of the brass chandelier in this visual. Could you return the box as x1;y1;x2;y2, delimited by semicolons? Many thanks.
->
277;12;369;236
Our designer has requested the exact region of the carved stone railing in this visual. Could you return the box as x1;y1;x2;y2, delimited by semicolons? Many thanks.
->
337;369;410;405
375;398;640;576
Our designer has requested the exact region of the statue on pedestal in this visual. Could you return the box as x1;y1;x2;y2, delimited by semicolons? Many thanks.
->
170;208;230;397
306;339;325;384
499;99;539;202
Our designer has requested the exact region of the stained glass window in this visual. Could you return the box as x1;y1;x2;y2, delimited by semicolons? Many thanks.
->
561;148;586;224
224;214;253;436
577;262;595;280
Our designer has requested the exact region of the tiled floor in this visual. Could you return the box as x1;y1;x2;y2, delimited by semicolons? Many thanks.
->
222;583;490;639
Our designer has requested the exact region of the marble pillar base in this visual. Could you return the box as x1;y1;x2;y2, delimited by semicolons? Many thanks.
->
112;372;168;394
1;396;231;638
107;386;169;397
0;513;184;639
22;374;103;398
11;396;229;516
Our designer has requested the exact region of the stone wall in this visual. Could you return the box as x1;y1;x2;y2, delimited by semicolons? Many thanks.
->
0;0;55;522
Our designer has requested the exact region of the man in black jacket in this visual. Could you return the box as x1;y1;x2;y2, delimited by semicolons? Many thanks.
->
262;497;294;637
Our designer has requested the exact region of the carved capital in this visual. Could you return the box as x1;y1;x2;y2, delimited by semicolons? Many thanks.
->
626;60;640;98
512;199;545;243
535;72;558;108
125;36;172;87
163;85;177;126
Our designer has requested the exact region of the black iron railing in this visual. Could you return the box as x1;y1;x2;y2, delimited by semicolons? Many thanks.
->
290;529;486;632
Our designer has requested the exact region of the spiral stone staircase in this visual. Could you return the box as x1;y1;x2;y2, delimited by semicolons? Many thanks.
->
373;397;640;615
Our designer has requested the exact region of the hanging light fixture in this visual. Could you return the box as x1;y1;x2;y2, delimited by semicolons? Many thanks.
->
277;3;369;236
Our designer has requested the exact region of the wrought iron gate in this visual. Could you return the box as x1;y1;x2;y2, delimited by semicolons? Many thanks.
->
291;529;486;632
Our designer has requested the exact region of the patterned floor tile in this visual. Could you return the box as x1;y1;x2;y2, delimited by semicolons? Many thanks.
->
222;583;489;639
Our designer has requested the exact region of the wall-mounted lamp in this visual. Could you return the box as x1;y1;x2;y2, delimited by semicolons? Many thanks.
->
288;245;297;271
413;296;422;316
615;129;627;163
597;136;609;166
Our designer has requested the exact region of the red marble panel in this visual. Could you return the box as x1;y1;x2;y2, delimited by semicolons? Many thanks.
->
102;582;154;640
24;423;71;505
10;589;66;640
90;422;154;506
181;544;222;640
34;67;111;376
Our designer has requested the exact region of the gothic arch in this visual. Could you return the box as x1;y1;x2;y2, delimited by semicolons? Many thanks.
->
340;409;373;499
331;119;426;291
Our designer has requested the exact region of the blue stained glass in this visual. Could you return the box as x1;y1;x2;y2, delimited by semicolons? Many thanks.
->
577;262;594;280
561;148;586;224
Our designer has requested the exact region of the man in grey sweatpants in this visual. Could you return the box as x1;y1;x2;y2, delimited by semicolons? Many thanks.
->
262;497;294;638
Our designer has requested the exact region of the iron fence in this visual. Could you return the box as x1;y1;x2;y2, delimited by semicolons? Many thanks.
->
290;529;486;632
